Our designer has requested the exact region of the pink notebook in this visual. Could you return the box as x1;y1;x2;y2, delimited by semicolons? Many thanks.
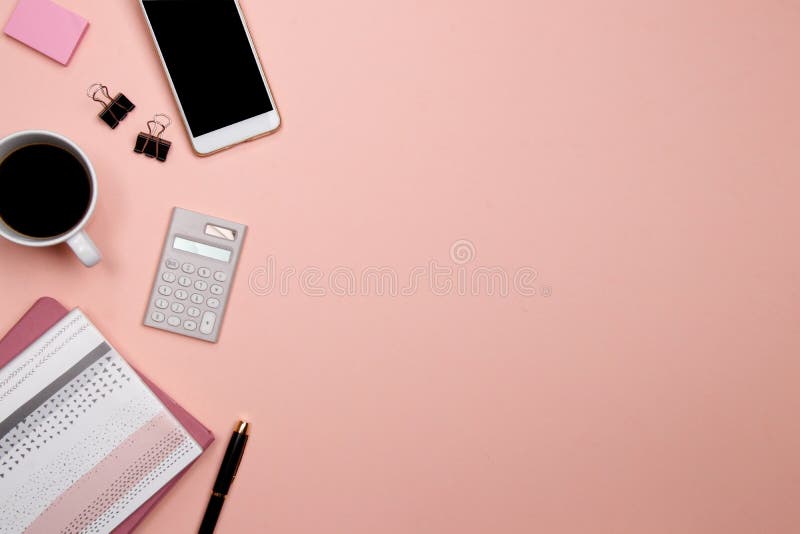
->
0;297;214;533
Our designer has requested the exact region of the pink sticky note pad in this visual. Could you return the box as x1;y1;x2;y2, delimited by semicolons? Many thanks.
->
3;0;88;65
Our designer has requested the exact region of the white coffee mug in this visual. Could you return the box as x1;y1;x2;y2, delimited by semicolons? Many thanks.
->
0;130;101;267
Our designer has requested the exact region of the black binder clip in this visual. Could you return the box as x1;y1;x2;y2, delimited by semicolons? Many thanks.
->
87;83;135;129
134;114;172;162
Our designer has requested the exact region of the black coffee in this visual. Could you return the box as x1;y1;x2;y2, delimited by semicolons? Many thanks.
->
0;144;91;238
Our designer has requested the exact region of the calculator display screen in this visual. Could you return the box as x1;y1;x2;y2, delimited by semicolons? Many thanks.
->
173;237;231;262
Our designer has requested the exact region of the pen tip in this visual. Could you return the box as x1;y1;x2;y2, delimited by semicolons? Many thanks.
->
235;420;250;435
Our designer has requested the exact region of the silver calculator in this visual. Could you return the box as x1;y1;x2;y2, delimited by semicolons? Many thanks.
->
144;207;247;342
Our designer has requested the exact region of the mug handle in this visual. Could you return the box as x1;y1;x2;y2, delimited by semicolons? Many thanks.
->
67;230;102;267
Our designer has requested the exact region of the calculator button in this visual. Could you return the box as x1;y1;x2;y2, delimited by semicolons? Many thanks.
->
183;320;197;331
210;284;224;295
178;276;192;287
187;306;201;318
162;272;176;283
174;289;188;300
150;311;165;323
171;302;185;313
181;263;196;274
155;298;169;309
157;285;173;296
194;280;208;291
200;311;217;335
167;316;181;327
198;267;211;278
206;297;220;309
213;271;227;282
191;293;204;304
165;258;179;269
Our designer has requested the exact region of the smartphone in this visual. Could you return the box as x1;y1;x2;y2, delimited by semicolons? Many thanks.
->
138;0;280;155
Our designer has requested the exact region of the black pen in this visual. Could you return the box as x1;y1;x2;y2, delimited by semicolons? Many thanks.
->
199;420;250;534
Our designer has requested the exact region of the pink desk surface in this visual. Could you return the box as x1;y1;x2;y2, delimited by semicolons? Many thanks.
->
1;1;800;533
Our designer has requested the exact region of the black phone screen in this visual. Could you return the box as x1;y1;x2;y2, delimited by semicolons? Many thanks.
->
143;0;274;137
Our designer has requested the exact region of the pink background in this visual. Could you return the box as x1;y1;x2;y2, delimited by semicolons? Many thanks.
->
1;1;799;532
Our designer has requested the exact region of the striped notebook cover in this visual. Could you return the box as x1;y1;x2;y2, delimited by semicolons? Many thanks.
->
0;307;205;532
